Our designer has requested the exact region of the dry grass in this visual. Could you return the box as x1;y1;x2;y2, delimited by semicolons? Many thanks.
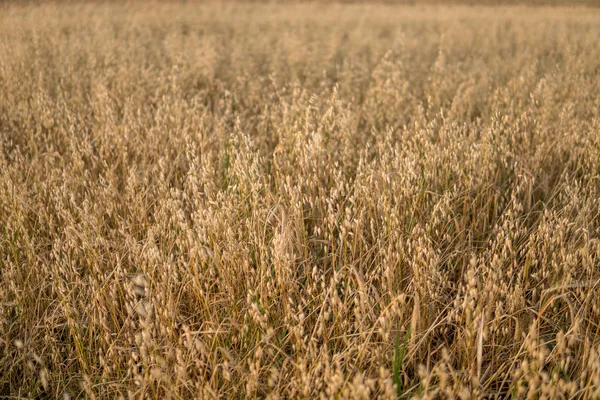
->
1;1;600;399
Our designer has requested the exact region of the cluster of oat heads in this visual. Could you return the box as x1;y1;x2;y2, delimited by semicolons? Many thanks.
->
1;1;600;399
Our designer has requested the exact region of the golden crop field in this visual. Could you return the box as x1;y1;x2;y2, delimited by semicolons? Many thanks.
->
1;1;600;398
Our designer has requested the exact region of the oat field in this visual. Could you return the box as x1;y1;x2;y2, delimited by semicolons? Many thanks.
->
1;1;600;398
